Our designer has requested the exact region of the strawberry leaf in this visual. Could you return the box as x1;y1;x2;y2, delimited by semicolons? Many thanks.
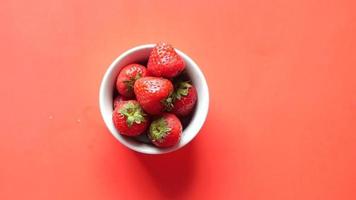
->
123;72;142;93
149;117;171;141
119;102;146;127
162;96;174;111
173;81;192;100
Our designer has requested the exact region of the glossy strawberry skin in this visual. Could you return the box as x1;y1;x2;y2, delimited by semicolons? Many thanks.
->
134;77;173;115
148;113;182;148
112;100;149;136
147;42;185;78
172;85;197;117
116;64;147;98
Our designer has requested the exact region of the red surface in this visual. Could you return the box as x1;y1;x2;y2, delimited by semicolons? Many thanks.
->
1;0;356;199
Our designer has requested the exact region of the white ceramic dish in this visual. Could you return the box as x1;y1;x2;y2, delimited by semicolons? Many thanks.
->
99;44;209;154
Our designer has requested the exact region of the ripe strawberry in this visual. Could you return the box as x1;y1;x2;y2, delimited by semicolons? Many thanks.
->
147;42;185;78
171;81;197;117
134;77;173;115
112;100;149;136
148;113;182;148
116;64;147;98
113;95;129;108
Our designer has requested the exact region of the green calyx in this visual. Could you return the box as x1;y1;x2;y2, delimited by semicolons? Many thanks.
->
174;81;192;100
162;81;192;111
123;73;141;93
161;95;174;111
119;102;146;127
149;117;171;141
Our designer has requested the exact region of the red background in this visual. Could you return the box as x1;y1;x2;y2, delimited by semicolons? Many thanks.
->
1;0;356;199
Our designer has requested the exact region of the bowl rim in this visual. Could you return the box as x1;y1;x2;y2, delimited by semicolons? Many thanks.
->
99;44;209;154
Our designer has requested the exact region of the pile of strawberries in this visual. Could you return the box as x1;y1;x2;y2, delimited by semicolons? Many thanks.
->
112;42;197;148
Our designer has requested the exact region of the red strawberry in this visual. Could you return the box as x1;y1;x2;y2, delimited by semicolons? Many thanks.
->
116;64;147;98
171;81;197;117
147;42;185;78
113;95;130;108
148;113;182;148
112;100;149;136
134;77;173;115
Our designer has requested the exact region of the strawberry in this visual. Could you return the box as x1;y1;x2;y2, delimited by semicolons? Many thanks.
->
171;81;197;117
113;95;129;108
148;113;182;148
116;64;147;98
147;42;185;78
134;77;173;115
112;100;149;136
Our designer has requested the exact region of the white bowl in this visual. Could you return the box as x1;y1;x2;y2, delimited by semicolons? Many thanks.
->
99;44;209;154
